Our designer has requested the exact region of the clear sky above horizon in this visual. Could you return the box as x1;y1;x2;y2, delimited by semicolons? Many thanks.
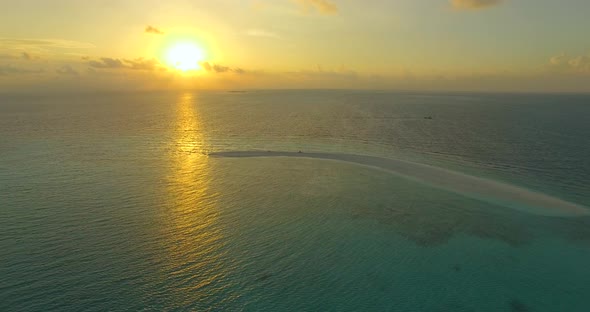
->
1;0;590;93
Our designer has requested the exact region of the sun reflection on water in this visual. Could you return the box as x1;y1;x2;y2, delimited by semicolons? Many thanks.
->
158;92;228;306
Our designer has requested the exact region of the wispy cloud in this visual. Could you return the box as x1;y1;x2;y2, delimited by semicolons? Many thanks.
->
145;25;164;35
0;38;95;49
56;65;79;76
294;0;338;15
87;57;164;71
451;0;503;10
20;51;43;61
0;65;43;75
88;58;125;69
200;62;246;74
569;56;590;71
288;64;357;80
549;53;590;73
550;53;567;66
126;58;162;71
246;29;281;39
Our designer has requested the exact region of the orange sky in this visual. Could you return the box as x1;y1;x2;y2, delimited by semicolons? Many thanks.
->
1;0;590;93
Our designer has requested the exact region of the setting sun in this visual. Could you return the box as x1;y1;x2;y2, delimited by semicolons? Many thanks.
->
4;1;590;311
165;42;205;71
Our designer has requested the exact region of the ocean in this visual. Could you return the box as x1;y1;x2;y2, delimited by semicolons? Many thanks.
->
1;90;589;311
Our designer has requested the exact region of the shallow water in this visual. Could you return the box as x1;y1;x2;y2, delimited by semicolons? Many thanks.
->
211;150;589;217
1;90;590;311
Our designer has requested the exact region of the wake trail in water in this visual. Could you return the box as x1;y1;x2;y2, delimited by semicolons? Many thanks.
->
210;151;589;217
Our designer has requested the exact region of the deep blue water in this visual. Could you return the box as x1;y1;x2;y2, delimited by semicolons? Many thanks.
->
1;90;589;311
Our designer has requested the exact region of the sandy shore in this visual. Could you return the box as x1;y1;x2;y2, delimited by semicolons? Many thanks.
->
210;151;589;217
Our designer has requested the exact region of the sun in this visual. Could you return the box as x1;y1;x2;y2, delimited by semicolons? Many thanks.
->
165;42;205;71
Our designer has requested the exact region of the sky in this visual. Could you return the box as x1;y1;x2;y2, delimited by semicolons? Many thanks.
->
1;0;590;93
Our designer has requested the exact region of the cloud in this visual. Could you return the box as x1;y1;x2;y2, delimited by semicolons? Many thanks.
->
125;58;162;71
18;52;41;61
295;0;338;15
568;56;590;71
451;0;503;10
88;58;125;69
548;53;590;73
287;65;358;80
0;65;43;75
145;25;164;35
550;53;567;66
0;38;95;49
200;61;246;74
246;29;281;39
56;65;79;76
87;57;163;71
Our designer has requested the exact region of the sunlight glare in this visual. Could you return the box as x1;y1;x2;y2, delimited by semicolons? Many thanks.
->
165;42;205;71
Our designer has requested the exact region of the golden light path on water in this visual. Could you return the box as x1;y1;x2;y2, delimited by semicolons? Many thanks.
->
159;93;228;306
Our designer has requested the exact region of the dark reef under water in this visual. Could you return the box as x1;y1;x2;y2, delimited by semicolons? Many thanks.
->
351;194;590;247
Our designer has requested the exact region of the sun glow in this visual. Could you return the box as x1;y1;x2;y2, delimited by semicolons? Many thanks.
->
165;42;205;71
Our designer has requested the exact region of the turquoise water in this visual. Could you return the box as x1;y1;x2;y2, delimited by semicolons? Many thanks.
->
1;90;589;311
